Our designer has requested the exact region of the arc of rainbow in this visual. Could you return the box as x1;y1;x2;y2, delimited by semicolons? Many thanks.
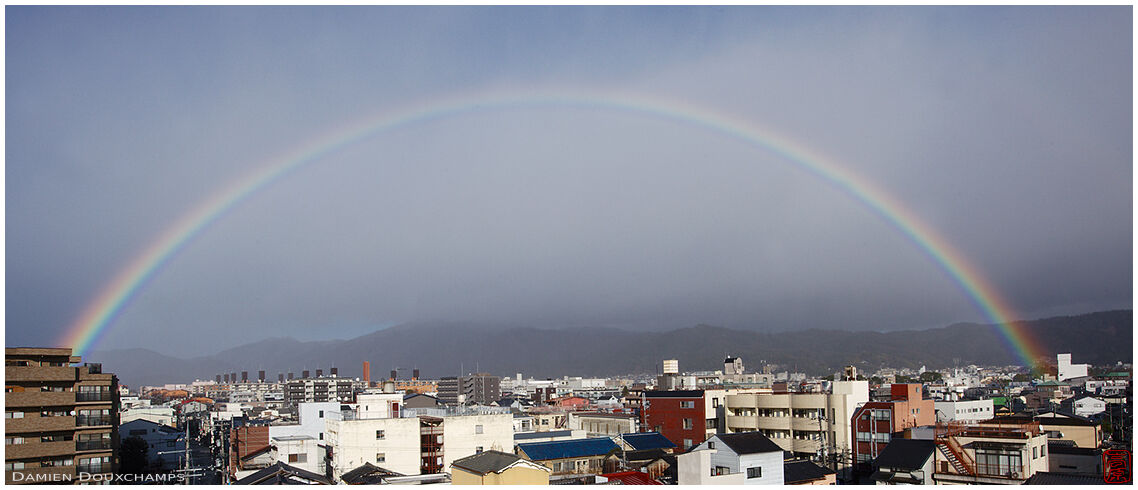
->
58;89;1046;367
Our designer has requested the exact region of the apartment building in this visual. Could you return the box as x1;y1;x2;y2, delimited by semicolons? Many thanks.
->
850;384;935;466
283;378;358;408
642;390;710;450
438;374;501;406
323;403;513;479
567;412;638;438
5;347;118;485
724;380;868;463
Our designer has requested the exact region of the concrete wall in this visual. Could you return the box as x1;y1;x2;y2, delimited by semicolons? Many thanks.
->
326;416;422;477
677;448;746;485
441;413;514;472
934;399;994;422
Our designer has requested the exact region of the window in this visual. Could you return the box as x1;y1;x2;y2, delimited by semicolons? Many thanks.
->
5;437;24;445
5;462;25;471
376;430;385;440
713;398;720;408
683;439;693;449
857;431;871;442
319;433;324;440
476;446;484;453
975;447;1022;477
680;401;695;409
1033;447;1038;459
708;441;715;450
288;453;307;463
319;410;324;418
712;466;729;476
683;418;693;430
167;441;176;448
746;467;762;479
1041;445;1046;457
475;425;484;434
376;453;386;463
706;419;717;430
5;411;24;419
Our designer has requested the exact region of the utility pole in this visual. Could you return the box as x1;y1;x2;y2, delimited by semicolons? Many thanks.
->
184;415;191;485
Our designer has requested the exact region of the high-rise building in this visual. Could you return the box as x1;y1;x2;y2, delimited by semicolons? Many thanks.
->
5;348;119;485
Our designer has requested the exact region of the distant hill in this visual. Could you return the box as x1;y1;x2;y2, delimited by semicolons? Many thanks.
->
90;310;1132;388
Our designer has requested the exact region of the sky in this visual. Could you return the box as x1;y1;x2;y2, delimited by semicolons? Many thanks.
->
6;6;1132;357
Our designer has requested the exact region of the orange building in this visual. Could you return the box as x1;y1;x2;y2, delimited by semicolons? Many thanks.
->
394;379;437;394
850;384;935;467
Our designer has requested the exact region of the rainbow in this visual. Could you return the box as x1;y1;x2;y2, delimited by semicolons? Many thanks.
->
58;89;1047;367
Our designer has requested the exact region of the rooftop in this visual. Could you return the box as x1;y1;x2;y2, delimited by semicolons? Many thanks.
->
517;438;620;461
713;431;782;455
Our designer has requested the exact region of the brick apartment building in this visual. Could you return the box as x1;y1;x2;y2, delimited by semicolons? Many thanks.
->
642;390;713;450
5;347;119;485
850;383;934;467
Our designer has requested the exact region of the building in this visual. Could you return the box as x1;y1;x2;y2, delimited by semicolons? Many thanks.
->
934;399;995;422
119;419;185;471
1057;353;1090;381
783;459;837;485
438;377;460;405
726;380;868;464
5;347;118;485
229;421;272;480
998;411;1102;448
120;406;176;426
450;450;551;485
324;405;514;479
642;390;721;450
869;438;936;484
850;384;935;466
1059;396;1107;419
567;412;638;438
283;377;357;408
460;374;502;406
930;420;1049;484
683;431;785;485
515;437;620;482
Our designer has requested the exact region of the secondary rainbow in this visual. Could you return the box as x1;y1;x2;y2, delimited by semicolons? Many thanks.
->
58;89;1047;367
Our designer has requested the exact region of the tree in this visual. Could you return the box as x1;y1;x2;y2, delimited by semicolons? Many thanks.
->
119;436;150;474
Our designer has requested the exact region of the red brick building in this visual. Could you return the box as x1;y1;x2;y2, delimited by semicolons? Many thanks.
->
642;390;707;450
850;384;935;466
229;423;270;479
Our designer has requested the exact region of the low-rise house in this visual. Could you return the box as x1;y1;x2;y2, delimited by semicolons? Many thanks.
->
869;438;936;485
515;438;620;481
687;431;785;485
999;411;1102;448
451;449;551;485
120;419;185;471
234;461;332;485
514;429;584;444
675;446;745;485
603;448;676;482
568;412;638;438
619;431;677;452
339;463;404;484
1059;396;1107;419
1047;442;1103;476
783;459;836;485
269;435;322;475
121;406;176;426
930;421;1049;484
599;470;661;485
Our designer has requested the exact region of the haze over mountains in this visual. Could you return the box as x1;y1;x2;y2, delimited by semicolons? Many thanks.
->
90;310;1132;388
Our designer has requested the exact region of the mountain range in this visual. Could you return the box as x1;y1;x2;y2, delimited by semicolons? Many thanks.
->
89;310;1132;388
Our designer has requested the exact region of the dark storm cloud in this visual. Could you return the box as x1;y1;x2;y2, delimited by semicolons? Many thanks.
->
6;6;1130;356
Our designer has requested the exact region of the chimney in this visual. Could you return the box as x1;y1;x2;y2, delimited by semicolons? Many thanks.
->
288;372;294;380
330;367;338;377
241;371;248;382
231;372;237;384
390;370;397;380
316;369;323;378
278;373;285;383
223;374;229;383
413;368;420;380
363;362;371;385
303;370;310;379
215;374;221;384
258;370;265;383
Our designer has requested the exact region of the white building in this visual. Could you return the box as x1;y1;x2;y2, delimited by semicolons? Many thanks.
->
270;435;323;474
934;399;995;422
1057;353;1090;381
1069;396;1107;419
323;407;513;479
121;406;176;426
684;432;785;485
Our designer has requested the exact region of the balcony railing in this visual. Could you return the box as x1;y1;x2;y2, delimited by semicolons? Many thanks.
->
76;416;112;427
76;439;113;451
77;464;108;474
76;392;112;402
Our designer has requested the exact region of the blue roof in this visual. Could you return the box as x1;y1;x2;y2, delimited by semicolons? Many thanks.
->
517;438;619;461
515;430;574;440
620;432;676;451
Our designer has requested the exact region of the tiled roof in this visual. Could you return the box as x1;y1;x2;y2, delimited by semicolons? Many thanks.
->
235;462;332;485
518;438;620;461
600;471;661;485
451;450;531;476
783;460;834;484
873;439;935;472
620;432;676;451
714;432;782;455
516;430;574;440
1023;472;1106;485
340;463;404;485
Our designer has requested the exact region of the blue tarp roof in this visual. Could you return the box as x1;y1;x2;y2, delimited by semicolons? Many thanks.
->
517;438;619;461
620;432;676;450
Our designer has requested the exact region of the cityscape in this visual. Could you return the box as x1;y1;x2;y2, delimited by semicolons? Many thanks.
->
5;5;1133;487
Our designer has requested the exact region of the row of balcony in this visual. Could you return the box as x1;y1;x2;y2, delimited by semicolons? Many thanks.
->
726;415;832;432
5;439;113;460
6;391;113;408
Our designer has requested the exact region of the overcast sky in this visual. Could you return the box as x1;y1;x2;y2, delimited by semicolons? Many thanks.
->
7;6;1132;357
